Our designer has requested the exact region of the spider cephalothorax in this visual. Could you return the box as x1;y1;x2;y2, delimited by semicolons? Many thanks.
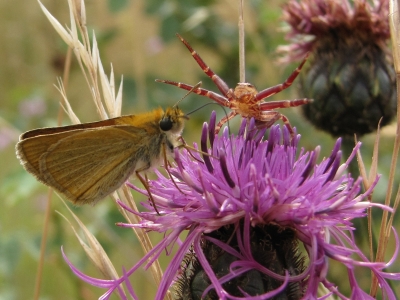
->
228;83;258;116
157;34;312;135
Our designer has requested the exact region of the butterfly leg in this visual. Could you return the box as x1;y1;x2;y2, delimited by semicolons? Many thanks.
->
162;143;188;196
135;170;160;215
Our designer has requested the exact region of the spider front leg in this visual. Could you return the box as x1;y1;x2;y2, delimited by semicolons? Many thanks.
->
176;33;232;98
255;53;309;101
258;98;312;111
155;79;232;108
215;111;239;134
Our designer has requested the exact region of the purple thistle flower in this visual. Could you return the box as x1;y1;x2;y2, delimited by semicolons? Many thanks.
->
63;112;399;299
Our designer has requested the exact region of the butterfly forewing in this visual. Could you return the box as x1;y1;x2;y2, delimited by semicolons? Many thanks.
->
17;130;81;179
18;125;154;204
15;107;185;207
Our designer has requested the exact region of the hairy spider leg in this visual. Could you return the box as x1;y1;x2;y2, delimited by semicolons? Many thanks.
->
255;111;295;136
259;98;312;111
255;53;309;101
176;33;232;98
155;79;230;107
215;111;239;134
155;79;239;133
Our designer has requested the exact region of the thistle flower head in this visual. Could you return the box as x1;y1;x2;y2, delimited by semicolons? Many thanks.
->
82;112;398;299
279;0;396;137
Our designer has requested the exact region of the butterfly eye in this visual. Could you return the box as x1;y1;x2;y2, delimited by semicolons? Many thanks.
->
159;117;173;131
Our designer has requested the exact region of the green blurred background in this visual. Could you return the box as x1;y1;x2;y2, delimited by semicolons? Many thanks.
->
0;0;398;299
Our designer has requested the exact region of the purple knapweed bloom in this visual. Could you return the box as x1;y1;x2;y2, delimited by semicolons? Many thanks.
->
63;112;399;299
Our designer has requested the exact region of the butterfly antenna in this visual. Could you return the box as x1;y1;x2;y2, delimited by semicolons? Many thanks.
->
186;102;232;137
173;81;202;107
